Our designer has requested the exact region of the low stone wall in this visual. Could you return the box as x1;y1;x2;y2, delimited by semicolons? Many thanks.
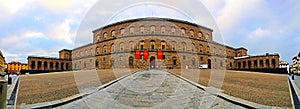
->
19;70;72;75
230;68;288;74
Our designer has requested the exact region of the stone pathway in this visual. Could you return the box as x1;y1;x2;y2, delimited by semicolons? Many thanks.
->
57;70;245;109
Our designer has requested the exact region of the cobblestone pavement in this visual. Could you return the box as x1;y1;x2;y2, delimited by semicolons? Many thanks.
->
58;70;245;109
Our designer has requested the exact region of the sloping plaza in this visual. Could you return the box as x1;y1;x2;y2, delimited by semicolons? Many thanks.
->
58;70;246;109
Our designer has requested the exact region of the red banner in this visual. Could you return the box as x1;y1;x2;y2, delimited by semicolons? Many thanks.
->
143;49;148;60
157;50;163;59
136;50;140;59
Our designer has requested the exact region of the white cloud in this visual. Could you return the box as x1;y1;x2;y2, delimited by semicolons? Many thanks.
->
0;0;34;24
247;28;271;39
215;0;265;30
48;19;75;44
0;31;48;50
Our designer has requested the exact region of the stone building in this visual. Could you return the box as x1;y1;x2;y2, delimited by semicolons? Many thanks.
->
28;17;280;71
7;62;28;74
72;17;279;70
291;52;300;74
279;61;289;68
0;50;5;75
28;49;72;71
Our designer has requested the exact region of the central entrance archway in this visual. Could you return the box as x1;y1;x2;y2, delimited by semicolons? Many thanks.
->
150;56;155;69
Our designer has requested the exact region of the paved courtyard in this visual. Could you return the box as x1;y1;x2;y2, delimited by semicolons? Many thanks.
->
58;70;245;109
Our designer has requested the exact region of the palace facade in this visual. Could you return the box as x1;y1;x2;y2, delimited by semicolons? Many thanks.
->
7;62;28;74
28;17;280;71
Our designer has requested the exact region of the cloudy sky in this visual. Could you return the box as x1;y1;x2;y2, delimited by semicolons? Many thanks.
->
0;0;299;64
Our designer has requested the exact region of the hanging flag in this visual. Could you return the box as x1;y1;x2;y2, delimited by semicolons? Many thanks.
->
143;49;148;60
136;50;140;59
157;50;163;59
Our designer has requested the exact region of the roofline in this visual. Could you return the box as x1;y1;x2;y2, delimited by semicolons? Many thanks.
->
236;47;248;51
27;56;70;61
59;49;72;53
72;43;94;51
92;17;213;33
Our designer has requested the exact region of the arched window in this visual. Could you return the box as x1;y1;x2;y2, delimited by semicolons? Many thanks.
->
130;27;134;35
199;44;203;53
172;41;176;50
95;60;99;67
171;26;176;35
90;48;93;55
129;41;133;51
96;33;100;41
213;47;216;54
129;57;133;66
103;45;107;53
173;57;177;65
192;58;195;66
181;28;185;36
161;41;166;50
161;26;165;34
111;44;115;52
140;26;144;34
198;32;203;39
205;33;209;40
103;32;108;39
102;57;106;62
119;42;124;51
151;40;155;50
207;46;210;53
192;43;195;52
120;28;125;36
151;25;155;34
110;59;114;67
111;30;115;37
190;30;194;37
182;42;186;51
139;41;145;50
119;56;123;61
96;47;100;54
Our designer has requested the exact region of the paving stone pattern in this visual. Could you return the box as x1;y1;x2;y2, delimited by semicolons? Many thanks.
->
58;70;245;109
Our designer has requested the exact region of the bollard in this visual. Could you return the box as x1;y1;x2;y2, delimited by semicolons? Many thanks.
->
0;79;7;109
8;76;12;85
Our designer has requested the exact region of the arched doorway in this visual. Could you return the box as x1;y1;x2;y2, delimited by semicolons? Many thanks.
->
150;56;155;69
129;57;133;68
31;61;35;70
44;62;48;70
208;59;211;69
172;57;177;66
